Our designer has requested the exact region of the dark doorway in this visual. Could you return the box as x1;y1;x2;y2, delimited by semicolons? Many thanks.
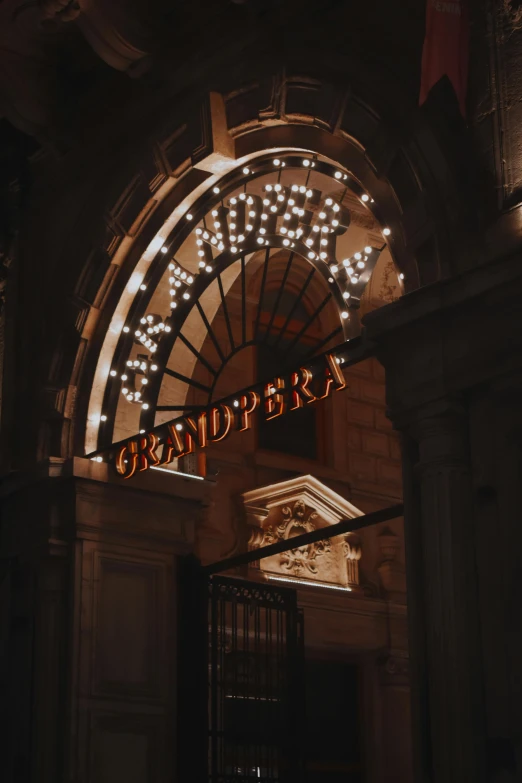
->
304;660;362;783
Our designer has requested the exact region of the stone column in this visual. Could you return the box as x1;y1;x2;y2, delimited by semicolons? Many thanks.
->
401;401;486;783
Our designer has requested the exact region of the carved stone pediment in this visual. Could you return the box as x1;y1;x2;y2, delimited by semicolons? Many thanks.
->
242;475;363;590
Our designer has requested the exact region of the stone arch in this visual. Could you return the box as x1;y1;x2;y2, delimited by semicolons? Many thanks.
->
2;63;477;469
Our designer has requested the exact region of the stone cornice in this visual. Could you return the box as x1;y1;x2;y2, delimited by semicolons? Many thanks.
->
362;248;522;426
241;474;362;527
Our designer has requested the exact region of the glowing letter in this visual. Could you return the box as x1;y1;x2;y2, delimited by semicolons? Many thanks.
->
264;378;285;420
235;391;260;431
289;368;316;409
207;404;233;442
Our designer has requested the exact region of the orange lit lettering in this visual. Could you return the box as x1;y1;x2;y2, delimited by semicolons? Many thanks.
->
236;391;260;431
207;404;233;442
317;353;346;399
110;349;353;478
265;378;285;420
289;368;316;409
160;422;187;465
115;433;159;478
115;442;139;479
183;413;208;452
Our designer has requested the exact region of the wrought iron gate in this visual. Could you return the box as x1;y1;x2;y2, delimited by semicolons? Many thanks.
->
177;563;305;783
208;577;305;783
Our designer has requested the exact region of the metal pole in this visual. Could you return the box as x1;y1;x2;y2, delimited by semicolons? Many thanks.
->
203;503;404;576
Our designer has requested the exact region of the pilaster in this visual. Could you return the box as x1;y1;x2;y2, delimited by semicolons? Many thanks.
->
361;252;522;782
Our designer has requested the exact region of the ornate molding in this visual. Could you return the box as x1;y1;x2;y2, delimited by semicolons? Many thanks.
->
343;533;362;590
261;500;331;577
242;474;362;527
244;475;364;589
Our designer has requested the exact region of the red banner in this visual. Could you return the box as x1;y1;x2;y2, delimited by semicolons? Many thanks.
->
420;0;469;116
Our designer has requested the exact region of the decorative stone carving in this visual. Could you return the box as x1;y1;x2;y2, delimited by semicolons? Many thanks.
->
343;533;362;590
377;526;406;599
262;500;331;577
243;475;364;589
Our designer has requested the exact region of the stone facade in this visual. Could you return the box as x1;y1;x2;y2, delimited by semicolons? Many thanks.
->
1;1;522;782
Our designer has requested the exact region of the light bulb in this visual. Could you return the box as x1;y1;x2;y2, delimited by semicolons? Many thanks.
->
186;213;193;220
123;326;130;333
110;370;117;377
343;291;350;299
273;158;280;166
303;160;310;167
175;423;183;431
243;167;250;174
142;403;149;410
365;246;372;254
140;284;146;291
100;415;107;422
160;246;168;254
335;171;342;179
361;194;369;202
341;311;349;319
383;228;391;236
213;186;220;194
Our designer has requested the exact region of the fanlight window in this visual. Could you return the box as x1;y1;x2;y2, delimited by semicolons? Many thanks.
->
90;152;400;460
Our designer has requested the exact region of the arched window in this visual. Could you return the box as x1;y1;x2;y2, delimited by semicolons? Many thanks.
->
256;285;323;461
